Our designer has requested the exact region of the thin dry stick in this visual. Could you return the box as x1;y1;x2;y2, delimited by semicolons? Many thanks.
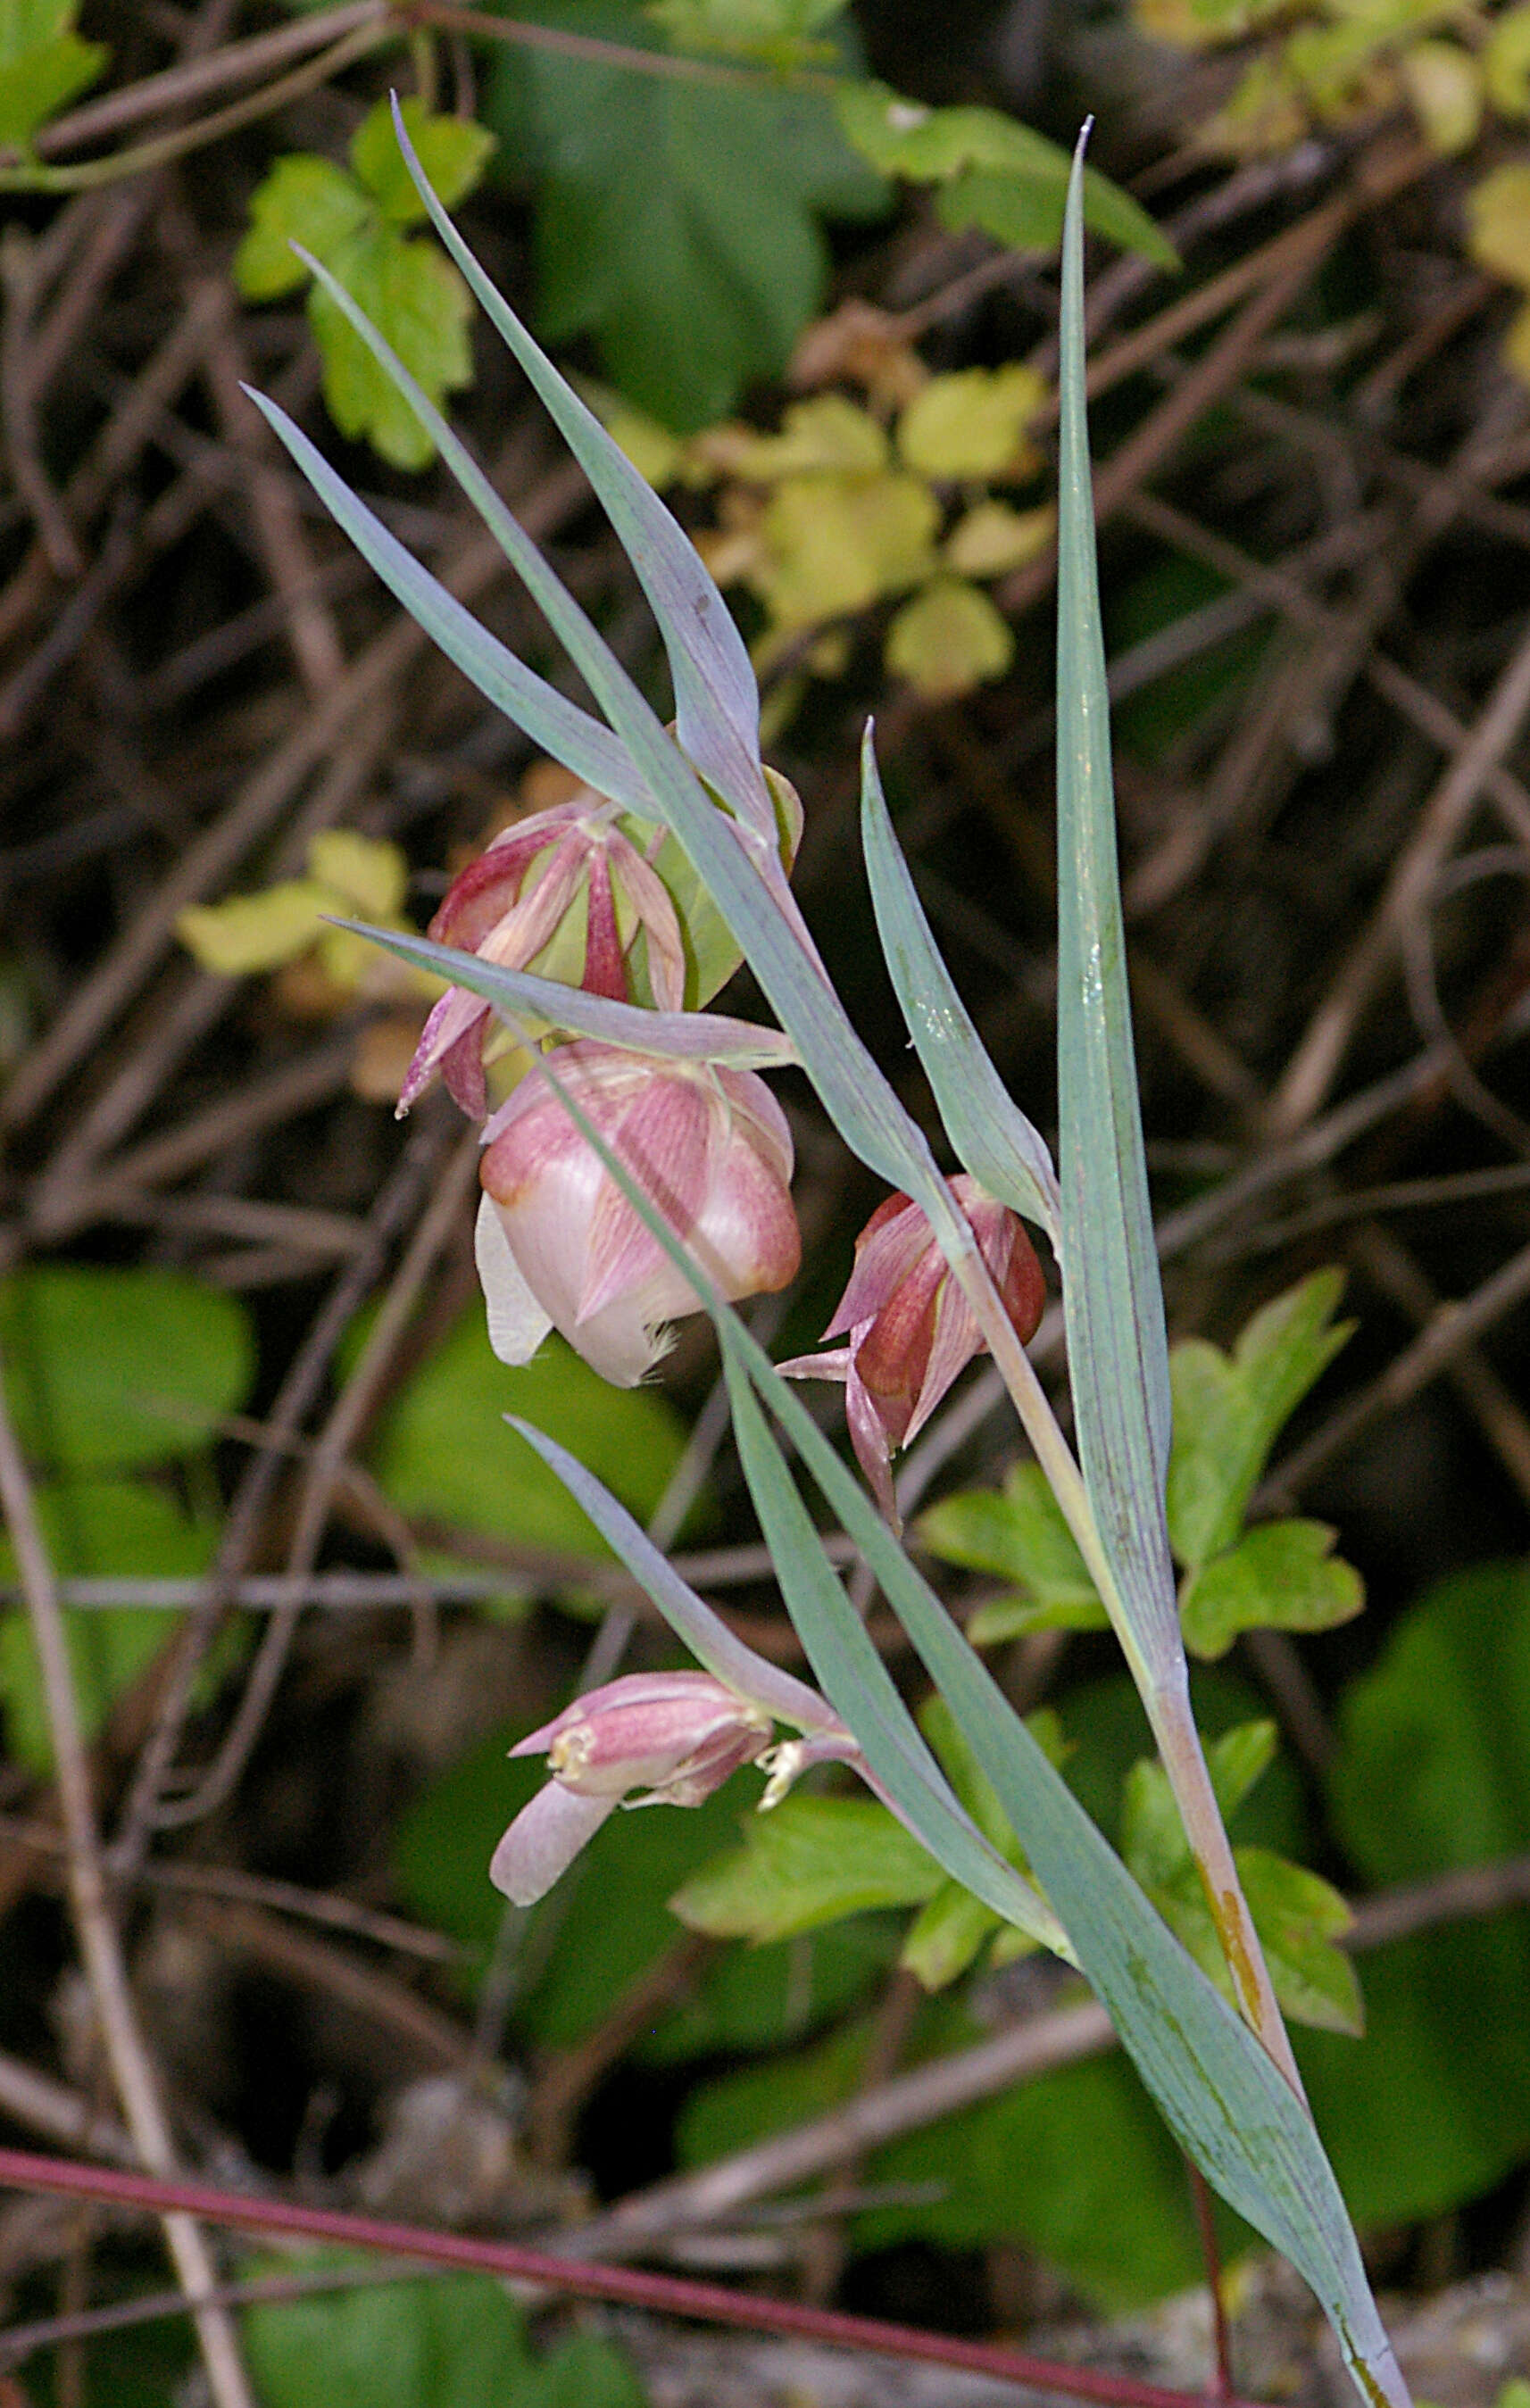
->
0;229;83;575
26;2;389;159
1268;610;1530;1139
1347;1222;1530;1511
112;1109;461;1866
1268;1229;1530;1502
4;453;585;1140
159;1125;482;1829
0;1356;256;2408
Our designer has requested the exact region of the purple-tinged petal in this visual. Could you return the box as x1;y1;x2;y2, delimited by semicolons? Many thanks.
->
490;1782;616;1905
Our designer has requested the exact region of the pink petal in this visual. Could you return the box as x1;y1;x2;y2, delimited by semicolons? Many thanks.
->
580;847;626;1001
612;836;687;1012
844;1352;898;1524
825;1197;932;1340
776;1346;855;1383
576;1075;713;1323
489;1783;616;1905
904;1274;985;1449
397;984;489;1114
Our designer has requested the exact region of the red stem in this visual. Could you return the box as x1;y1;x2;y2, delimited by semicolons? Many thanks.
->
0;2146;1268;2408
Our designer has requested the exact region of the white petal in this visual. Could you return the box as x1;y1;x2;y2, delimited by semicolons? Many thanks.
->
489;1782;616;1904
475;1192;553;1366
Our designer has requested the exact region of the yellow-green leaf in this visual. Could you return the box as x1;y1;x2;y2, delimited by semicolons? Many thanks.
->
944;496;1053;577
1180;1519;1365;1661
671;1793;943;1941
753;468;938;626
1399;38;1483;152
886;576;1014;699
1509;299;1530;384
699;393;889;480
349;96;495;226
1468;165;1530;285
177;882;330;976
897;363;1046;480
310;228;474;472
306;829;408;919
234;155;370;300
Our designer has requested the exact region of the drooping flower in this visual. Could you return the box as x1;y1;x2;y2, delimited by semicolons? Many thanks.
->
397;792;686;1118
490;1672;777;1903
475;1042;801;1386
779;1175;1045;1521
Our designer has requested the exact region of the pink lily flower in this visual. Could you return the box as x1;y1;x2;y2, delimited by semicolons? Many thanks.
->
475;1042;802;1386
398;792;686;1118
490;1672;779;1903
779;1175;1046;1520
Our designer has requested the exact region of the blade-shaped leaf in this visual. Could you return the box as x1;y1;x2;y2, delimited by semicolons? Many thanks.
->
724;1364;1069;1955
1054;134;1179;1680
387;94;777;849
502;1413;836;1732
240;387;652;817
335;920;797;1069
860;727;1060;1245
513;980;1409;2408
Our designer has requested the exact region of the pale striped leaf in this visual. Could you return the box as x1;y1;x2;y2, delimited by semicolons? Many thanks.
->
1053;136;1179;1677
860;727;1060;1245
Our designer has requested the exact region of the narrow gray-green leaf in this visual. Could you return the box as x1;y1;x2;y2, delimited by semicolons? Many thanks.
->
860;726;1060;1245
388;94;776;849
723;1364;1069;1955
1054;134;1178;1675
241;387;651;816
503;1414;836;1731
337;921;796;1069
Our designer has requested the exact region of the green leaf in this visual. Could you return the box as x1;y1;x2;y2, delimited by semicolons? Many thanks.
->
0;1266;253;1474
244;2263;642;2408
0;1478;219;1773
1233;1850;1363;2038
310;226;474;471
671;1793;944;1941
900;1877;1004;1988
641;1915;890;2061
918;1463;1098;1612
365;1312;691;1565
1167;1271;1352;1574
1329;1558;1530;1885
1180;1519;1364;1660
0;32;104;145
862;2047;1208;2307
834;82;1177;270
753;469;938;627
350;97;495;224
647;0;849;58
234;156;370;300
1120;1718;1278;1888
486;1;886;430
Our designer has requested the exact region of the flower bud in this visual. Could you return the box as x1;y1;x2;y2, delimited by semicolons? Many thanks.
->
779;1175;1045;1519
475;1042;801;1386
490;1672;775;1903
398;793;686;1117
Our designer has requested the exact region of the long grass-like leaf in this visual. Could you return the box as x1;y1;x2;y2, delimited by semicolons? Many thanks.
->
1053;135;1179;1681
240;388;653;817
860;727;1061;1247
722;1366;1069;1955
336;921;797;1069
503;1415;836;1731
386;95;775;850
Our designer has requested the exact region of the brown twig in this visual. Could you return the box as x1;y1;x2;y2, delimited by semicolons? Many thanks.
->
0;1350;256;2408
